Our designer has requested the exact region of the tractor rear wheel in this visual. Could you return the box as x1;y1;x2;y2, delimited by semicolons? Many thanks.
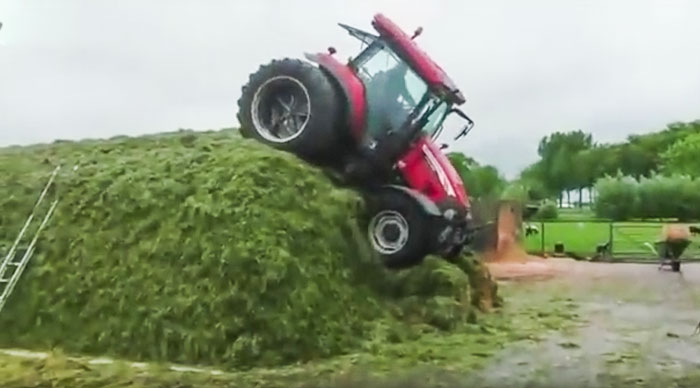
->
365;189;431;269
237;58;343;162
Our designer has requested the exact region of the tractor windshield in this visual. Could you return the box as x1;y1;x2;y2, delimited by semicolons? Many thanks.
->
354;43;429;138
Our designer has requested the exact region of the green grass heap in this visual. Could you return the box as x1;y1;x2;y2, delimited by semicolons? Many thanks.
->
0;129;497;368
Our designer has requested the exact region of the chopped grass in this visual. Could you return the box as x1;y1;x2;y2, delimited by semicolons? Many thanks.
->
0;129;498;370
0;280;582;387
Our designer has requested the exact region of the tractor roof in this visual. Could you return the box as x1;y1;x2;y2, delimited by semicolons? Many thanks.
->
371;13;466;105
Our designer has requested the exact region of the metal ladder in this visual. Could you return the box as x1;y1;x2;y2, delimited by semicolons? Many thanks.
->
0;165;61;313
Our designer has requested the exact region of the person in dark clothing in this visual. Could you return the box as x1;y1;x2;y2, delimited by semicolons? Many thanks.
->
344;61;421;185
364;61;417;138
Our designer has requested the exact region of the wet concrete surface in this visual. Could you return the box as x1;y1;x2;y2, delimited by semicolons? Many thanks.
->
469;260;700;387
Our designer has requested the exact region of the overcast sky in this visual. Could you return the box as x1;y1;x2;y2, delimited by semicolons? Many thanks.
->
1;1;700;178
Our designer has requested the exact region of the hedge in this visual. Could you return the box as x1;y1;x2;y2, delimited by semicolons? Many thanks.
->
533;200;558;220
593;173;700;221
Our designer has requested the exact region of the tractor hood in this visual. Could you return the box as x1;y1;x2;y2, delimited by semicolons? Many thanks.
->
371;13;466;105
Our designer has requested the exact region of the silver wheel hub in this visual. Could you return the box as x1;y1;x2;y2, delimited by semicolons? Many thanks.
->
368;210;410;255
250;76;311;143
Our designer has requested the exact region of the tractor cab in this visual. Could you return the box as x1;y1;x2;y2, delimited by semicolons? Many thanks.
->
337;14;473;210
340;14;474;145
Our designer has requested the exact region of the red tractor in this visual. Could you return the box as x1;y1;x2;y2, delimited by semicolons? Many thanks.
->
237;14;476;269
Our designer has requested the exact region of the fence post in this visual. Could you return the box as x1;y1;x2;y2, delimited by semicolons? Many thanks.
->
609;222;614;258
541;221;545;255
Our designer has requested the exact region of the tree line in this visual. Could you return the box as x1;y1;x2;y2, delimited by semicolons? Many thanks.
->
594;173;700;221
446;151;559;221
516;120;700;207
446;119;700;221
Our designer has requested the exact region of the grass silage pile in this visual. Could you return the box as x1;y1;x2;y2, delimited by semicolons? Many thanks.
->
0;129;498;369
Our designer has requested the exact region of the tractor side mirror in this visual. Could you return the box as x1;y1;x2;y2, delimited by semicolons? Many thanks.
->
451;108;475;140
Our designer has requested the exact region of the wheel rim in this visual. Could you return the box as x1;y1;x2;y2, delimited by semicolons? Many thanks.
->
368;210;410;255
250;75;311;143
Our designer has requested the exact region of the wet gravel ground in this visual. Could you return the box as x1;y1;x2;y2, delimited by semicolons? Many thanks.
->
469;260;700;387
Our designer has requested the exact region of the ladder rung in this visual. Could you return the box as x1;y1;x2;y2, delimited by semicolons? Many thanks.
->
0;166;60;314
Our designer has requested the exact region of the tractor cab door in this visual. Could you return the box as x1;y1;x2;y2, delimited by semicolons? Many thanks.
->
353;49;428;142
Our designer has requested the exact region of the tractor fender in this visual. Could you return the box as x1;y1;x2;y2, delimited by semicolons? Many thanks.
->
304;52;366;141
380;184;442;217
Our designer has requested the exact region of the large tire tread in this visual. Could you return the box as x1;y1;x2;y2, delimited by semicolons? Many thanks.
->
366;189;431;269
236;58;345;162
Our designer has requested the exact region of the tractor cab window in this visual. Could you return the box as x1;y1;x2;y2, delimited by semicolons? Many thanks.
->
355;44;429;138
421;101;449;139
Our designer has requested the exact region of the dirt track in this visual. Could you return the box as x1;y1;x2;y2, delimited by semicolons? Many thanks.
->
471;259;700;387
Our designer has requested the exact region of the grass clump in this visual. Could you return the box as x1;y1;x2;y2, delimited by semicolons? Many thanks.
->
0;129;497;369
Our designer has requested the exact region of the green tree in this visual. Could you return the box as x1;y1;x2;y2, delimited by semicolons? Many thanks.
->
537;130;593;159
618;143;655;179
468;165;506;199
518;162;550;199
446;152;478;176
661;133;700;177
571;148;603;206
447;152;506;199
536;130;593;204
501;182;529;203
592;145;622;178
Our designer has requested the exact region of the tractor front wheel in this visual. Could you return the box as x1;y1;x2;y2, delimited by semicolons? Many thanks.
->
237;58;343;162
365;189;431;269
